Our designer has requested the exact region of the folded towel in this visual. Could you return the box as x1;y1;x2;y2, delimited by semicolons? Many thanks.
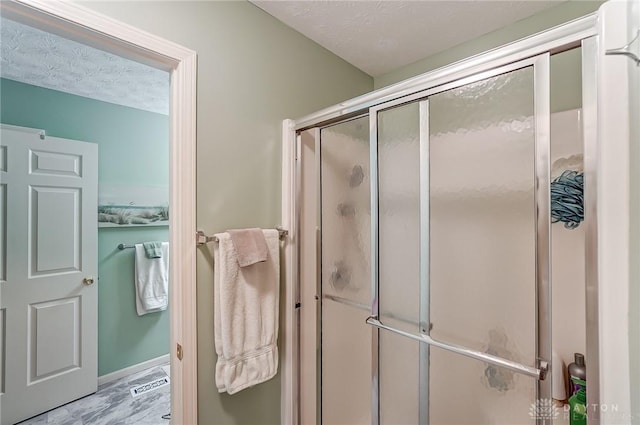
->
214;229;279;394
134;242;169;316
143;241;163;259
227;228;269;267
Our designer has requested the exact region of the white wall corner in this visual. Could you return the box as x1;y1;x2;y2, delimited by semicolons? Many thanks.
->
597;1;633;423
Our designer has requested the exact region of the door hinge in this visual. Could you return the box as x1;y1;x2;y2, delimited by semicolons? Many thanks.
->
176;343;184;361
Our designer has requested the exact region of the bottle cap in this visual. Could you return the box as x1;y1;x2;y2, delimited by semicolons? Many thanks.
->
575;353;585;366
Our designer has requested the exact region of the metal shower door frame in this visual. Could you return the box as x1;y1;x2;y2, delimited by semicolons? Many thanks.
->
367;54;551;425
287;13;601;425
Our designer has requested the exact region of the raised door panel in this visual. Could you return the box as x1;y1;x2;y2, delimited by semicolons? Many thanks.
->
0;183;6;284
30;186;81;276
29;297;81;383
30;150;82;178
0;145;6;173
0;308;5;395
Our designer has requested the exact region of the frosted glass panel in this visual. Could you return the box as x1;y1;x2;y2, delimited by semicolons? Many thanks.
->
321;118;371;306
378;102;421;333
377;102;422;424
379;318;420;425
429;67;535;361
429;67;537;423
321;300;371;425
430;347;536;424
320;116;371;424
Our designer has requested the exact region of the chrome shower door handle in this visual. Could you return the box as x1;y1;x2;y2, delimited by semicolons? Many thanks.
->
366;316;548;380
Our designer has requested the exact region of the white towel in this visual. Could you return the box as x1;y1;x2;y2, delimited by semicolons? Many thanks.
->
134;242;169;316
214;229;279;394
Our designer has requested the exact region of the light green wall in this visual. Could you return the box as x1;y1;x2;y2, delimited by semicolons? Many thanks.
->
77;1;373;424
374;0;604;90
0;78;170;376
550;48;583;113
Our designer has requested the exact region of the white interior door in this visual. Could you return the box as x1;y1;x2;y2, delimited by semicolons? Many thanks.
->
0;127;98;425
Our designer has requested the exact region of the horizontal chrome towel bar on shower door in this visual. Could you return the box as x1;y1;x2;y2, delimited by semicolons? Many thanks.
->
365;316;548;380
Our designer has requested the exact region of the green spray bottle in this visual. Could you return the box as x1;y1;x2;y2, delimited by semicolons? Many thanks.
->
569;377;587;425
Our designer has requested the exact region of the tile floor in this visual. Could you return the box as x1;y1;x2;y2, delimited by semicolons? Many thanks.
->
18;364;170;425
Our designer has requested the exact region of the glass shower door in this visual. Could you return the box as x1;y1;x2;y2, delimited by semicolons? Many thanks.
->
319;116;372;425
427;64;540;425
369;54;551;424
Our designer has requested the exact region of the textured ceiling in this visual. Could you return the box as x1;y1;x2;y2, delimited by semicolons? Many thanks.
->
0;2;563;112
251;0;564;77
0;17;169;115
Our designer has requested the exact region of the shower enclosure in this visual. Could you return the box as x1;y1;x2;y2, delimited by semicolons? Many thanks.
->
283;2;638;424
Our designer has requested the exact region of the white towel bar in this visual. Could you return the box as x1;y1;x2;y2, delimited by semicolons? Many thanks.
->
118;242;168;250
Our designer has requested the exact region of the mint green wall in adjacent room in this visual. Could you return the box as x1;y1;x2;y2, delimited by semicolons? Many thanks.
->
0;77;170;376
96;227;169;375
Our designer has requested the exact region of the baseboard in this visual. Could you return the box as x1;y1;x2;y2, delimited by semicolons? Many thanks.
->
98;354;170;386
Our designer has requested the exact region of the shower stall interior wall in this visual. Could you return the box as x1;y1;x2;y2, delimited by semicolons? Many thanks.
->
286;2;638;424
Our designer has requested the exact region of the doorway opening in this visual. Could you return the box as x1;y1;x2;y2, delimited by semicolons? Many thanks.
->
1;1;197;424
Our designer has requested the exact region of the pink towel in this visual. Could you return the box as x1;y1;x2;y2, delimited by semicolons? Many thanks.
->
227;228;269;267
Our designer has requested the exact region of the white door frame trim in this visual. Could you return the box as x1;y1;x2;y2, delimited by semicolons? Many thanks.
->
280;119;297;425
0;1;198;423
